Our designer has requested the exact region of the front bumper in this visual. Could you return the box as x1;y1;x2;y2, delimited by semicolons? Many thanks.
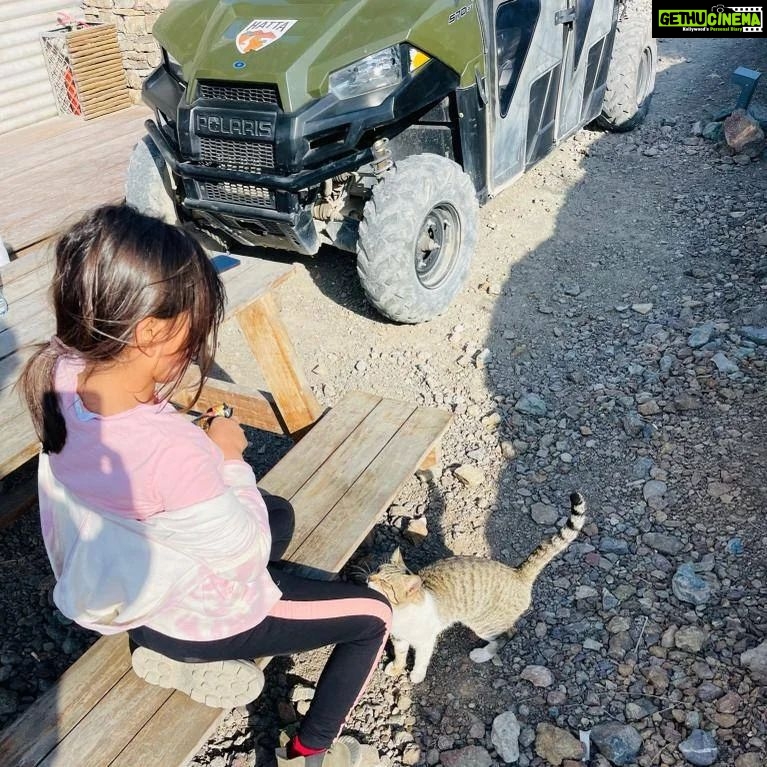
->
142;60;459;252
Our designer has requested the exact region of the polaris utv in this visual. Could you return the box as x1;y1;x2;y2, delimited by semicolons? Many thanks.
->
126;0;656;323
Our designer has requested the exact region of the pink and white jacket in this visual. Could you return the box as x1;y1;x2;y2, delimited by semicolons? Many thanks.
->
38;354;281;641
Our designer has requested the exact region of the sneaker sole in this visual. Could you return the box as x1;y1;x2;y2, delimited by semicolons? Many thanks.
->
131;647;264;708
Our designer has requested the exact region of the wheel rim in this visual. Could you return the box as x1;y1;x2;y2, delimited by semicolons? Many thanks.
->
414;203;461;290
636;46;653;107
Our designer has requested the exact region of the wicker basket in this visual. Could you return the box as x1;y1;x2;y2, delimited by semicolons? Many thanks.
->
40;23;131;120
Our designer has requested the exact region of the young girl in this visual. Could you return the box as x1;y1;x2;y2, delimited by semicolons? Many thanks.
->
20;204;391;767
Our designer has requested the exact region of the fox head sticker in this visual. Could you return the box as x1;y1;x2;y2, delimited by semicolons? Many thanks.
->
236;19;296;54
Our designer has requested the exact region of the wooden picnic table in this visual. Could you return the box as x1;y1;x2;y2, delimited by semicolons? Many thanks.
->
0;246;322;489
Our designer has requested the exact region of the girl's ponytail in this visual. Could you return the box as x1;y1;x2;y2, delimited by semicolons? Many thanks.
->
18;337;69;454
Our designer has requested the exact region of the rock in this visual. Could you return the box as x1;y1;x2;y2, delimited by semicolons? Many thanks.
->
534;724;583;766
638;400;660;416
672;563;716;606
741;325;767;345
735;754;763;767
702;121;722;141
599;537;629;555
674;626;708;653
642;480;667;502
514;393;547;416
687;323;714;348
531;503;559;525
289;684;315;703
723;108;765;153
625;699;657;721
646;665;669;691
475;348;492;368
711;352;738;374
491;711;521;763
521;665;554;687
716;691;741;714
642;532;683;555
696;682;724;702
439;745;492;767
454;465;485;487
675;393;701;411
402;743;421;765
631;303;653;315
678;729;718;766
404;516;428;544
740;640;767;683
590;723;642;766
501;441;517;459
562;282;581;296
575;585;599;600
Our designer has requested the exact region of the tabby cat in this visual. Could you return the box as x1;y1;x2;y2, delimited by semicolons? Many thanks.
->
368;491;586;683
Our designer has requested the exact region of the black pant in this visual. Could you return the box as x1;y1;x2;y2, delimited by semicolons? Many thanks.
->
130;492;391;749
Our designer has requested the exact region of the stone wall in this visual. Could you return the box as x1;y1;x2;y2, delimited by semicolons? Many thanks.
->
81;1;169;103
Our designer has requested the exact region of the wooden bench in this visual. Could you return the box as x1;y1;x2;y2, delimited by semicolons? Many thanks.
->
0;250;451;766
0;391;449;767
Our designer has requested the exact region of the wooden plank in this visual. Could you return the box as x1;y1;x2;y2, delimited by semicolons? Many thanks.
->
0;635;128;767
2;113;148;186
220;258;295;317
237;293;322;435
108;694;223;767
259;390;380;499
172;377;284;434
280;397;416;564
39;673;172;767
0;408;38;479
290;406;452;571
0;107;149;253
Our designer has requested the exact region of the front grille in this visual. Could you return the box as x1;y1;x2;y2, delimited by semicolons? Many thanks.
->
200;181;275;208
198;82;280;107
199;136;275;170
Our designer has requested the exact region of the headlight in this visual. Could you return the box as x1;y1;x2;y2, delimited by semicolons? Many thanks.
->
164;49;185;83
328;46;402;100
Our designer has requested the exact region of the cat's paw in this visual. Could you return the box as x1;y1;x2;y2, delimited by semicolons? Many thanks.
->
469;647;496;664
409;670;426;684
384;661;405;677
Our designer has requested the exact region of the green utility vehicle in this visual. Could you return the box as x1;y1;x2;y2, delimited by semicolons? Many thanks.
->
126;0;656;323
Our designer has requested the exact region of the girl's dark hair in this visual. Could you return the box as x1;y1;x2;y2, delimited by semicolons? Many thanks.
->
19;204;225;453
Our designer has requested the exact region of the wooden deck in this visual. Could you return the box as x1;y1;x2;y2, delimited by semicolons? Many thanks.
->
0;106;151;256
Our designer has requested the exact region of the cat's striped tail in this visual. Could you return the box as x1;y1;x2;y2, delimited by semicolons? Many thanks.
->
517;491;587;581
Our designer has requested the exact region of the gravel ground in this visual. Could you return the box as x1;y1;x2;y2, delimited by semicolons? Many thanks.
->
1;29;766;767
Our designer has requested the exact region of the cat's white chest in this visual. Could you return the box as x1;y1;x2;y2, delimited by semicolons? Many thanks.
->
391;591;449;643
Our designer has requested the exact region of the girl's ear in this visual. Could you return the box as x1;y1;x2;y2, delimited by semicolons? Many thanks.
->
134;317;157;354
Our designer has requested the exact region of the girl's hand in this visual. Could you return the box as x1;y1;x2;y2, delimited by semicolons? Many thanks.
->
207;416;248;461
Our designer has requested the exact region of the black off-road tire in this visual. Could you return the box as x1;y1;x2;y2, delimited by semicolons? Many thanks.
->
125;134;178;223
357;154;478;324
594;11;656;132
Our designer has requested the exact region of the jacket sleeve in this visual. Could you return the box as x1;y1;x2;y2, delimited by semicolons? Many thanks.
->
152;438;272;578
148;485;272;580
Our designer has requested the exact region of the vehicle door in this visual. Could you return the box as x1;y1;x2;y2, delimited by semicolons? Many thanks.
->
555;0;617;139
480;0;564;195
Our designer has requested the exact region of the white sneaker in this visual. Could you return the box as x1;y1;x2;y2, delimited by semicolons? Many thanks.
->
131;647;265;708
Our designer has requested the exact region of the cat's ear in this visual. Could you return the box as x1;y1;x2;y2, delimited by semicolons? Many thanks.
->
404;574;422;596
391;547;405;567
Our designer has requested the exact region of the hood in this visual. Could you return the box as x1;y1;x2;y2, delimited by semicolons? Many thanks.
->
153;1;482;111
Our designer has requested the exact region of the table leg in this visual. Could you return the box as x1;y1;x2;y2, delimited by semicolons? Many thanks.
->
236;292;322;436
